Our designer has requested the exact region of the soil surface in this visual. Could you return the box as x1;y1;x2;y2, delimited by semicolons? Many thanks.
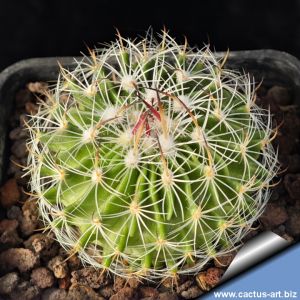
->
0;82;299;300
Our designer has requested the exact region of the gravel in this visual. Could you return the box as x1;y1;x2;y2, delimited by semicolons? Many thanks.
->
267;86;292;106
31;267;55;289
139;286;159;298
48;256;69;279
6;205;22;221
286;208;300;236
10;280;40;300
0;272;20;294
260;203;289;228
0;82;299;299
195;268;224;291
181;286;202;299
0;219;22;247
67;284;105;300
42;288;68;300
109;286;138;300
71;267;110;289
214;251;236;268
20;199;40;236
0;248;39;273
158;292;179;300
0;178;20;208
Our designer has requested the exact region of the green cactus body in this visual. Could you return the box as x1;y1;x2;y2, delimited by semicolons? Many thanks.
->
27;31;278;278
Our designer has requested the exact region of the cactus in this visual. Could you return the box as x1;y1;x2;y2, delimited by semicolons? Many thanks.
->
26;30;279;279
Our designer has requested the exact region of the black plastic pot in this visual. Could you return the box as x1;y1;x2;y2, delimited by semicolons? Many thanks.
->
0;50;299;298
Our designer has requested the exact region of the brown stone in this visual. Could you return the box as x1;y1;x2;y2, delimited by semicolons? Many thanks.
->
0;272;20;294
0;219;18;233
127;277;142;289
41;288;68;300
158;291;178;300
113;276;126;291
214;251;237;268
59;276;71;289
67;254;81;270
0;248;39;273
10;281;40;300
196;268;224;291
267;86;292;106
99;284;114;299
139;286;159;298
15;89;33;107
0;178;20;208
71;267;110;289
27;81;48;94
195;272;210;291
205;268;224;287
110;286;138;300
284;174;300;199
286;208;300;236
181;285;202;299
20;199;39;236
11;139;27;158
48;256;69;279
0;219;22;246
176;279;193;294
25;102;38;115
68;284;105;300
260;203;288;228
31;267;55;289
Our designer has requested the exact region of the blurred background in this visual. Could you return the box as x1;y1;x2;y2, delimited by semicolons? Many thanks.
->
0;0;300;71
